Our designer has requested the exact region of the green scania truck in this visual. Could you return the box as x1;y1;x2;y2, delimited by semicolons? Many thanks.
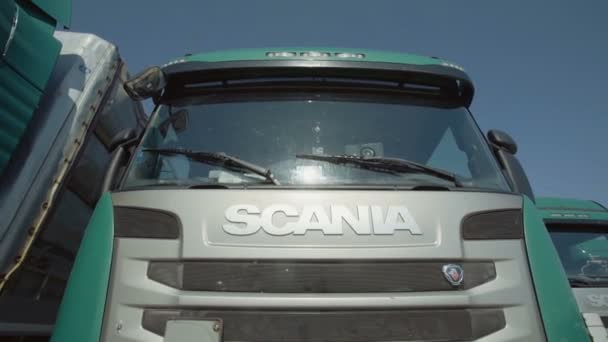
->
49;49;590;342
537;197;608;341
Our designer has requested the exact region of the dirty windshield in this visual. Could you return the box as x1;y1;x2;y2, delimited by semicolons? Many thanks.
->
548;224;608;286
122;91;509;190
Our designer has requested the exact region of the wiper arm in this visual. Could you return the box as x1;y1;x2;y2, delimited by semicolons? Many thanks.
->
143;148;280;185
296;154;461;187
568;276;608;288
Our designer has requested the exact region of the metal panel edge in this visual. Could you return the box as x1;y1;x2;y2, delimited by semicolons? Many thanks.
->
30;0;72;27
523;196;590;341
50;192;114;342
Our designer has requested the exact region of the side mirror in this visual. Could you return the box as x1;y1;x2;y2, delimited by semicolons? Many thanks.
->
487;130;517;155
487;129;534;202
124;66;166;101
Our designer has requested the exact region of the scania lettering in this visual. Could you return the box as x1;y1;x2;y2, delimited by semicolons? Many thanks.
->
223;204;422;235
50;48;590;342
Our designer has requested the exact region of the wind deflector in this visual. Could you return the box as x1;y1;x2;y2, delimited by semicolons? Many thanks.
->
160;60;475;107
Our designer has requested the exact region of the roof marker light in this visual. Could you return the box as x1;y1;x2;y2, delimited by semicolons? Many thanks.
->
441;62;465;71
301;51;331;57
335;52;365;59
266;51;297;57
161;58;186;67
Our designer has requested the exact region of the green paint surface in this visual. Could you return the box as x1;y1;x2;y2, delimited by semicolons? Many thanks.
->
51;193;114;342
4;2;61;90
0;0;70;174
0;62;40;170
537;197;606;211
173;47;460;68
523;197;590;342
31;0;72;27
536;197;608;221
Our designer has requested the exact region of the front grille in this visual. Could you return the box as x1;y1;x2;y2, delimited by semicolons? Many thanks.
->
147;260;495;293
602;316;608;327
143;308;505;342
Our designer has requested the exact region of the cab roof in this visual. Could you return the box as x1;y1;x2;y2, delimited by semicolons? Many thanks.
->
173;48;460;68
160;48;475;107
536;197;608;222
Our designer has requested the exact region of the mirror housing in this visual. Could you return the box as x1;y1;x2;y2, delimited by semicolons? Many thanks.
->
124;66;166;101
487;129;535;202
487;129;517;155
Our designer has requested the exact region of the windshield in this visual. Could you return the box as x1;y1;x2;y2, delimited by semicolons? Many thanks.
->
548;223;608;287
122;91;509;190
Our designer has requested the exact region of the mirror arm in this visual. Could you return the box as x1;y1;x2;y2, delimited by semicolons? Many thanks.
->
101;130;141;193
101;146;129;193
493;149;536;202
486;129;534;202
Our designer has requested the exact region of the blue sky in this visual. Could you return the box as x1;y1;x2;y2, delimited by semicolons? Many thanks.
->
72;0;608;204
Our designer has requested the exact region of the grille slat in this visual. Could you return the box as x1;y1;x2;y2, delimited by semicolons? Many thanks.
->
148;260;495;293
142;308;505;342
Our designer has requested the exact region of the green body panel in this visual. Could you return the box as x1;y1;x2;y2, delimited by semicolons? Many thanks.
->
3;3;60;90
31;0;72;27
177;47;458;68
0;64;39;166
51;193;114;342
537;197;606;211
537;196;608;260
0;0;71;174
537;197;608;221
523;197;591;342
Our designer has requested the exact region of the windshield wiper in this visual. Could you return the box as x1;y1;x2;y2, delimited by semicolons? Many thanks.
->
568;276;608;288
143;148;280;185
296;154;461;187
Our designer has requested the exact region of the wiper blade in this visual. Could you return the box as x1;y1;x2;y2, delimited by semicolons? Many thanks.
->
143;148;280;185
568;276;608;288
296;154;461;187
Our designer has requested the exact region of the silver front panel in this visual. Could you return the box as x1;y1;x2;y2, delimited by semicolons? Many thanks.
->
573;288;608;333
101;189;544;342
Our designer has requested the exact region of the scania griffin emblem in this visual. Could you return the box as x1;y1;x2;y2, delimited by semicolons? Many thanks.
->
442;264;464;286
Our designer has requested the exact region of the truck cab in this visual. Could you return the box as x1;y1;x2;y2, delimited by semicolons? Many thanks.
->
537;197;608;341
52;48;589;342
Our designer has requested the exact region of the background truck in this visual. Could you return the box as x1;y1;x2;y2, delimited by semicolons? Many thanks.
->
49;48;589;342
537;197;608;341
0;2;145;337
